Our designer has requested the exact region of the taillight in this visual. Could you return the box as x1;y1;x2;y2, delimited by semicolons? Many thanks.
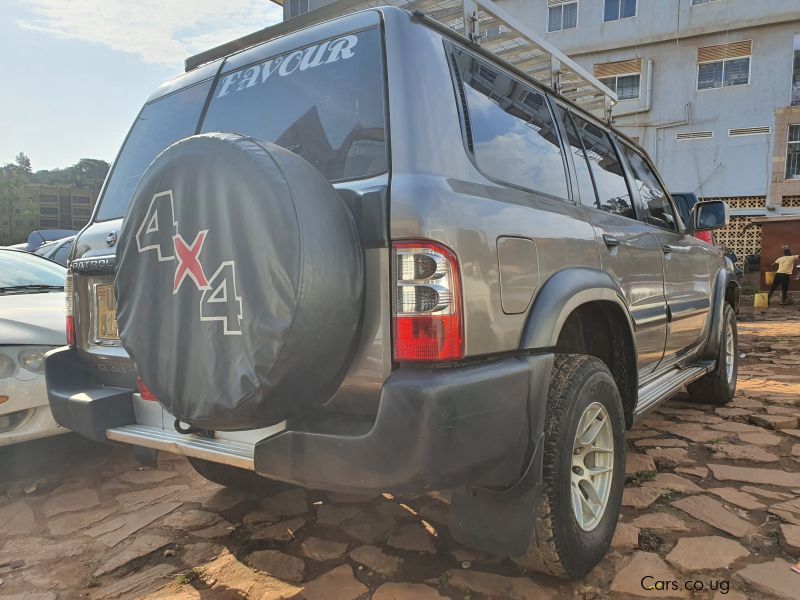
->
137;377;158;401
393;241;464;362
65;272;76;347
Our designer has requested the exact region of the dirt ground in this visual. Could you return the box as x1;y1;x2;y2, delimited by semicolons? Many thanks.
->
1;302;799;600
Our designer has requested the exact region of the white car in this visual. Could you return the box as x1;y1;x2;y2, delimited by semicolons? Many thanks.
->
0;249;67;445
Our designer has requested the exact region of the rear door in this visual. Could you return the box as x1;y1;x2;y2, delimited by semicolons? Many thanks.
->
564;111;667;378
617;141;711;363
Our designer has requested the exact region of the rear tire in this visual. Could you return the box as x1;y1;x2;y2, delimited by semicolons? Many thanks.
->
687;303;737;406
188;457;286;493
515;354;626;580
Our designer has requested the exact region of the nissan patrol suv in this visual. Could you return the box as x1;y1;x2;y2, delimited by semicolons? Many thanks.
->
45;5;739;579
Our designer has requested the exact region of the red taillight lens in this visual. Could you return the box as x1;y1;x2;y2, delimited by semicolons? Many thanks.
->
66;316;76;347
393;241;464;362
137;377;158;401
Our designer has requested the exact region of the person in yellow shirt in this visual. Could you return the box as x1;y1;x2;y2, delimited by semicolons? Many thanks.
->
768;247;799;305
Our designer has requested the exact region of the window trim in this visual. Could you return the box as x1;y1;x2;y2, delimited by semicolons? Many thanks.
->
696;55;751;91
547;1;579;33
616;137;681;232
603;0;637;23
445;41;574;204
787;124;800;180
691;0;722;6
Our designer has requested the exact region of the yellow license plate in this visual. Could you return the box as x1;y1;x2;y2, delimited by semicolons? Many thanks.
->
96;284;120;341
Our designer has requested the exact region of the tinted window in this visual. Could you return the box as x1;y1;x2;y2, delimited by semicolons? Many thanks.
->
555;106;597;206
202;28;386;182
620;143;676;230
0;250;66;291
95;81;211;221
53;240;74;266
452;47;569;200
572;115;634;219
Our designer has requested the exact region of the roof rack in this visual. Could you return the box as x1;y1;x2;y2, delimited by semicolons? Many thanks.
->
185;0;617;118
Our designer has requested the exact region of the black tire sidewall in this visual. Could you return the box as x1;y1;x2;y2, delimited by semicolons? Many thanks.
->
717;304;738;395
550;361;626;575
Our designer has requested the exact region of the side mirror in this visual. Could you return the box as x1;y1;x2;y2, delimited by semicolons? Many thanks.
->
692;200;729;232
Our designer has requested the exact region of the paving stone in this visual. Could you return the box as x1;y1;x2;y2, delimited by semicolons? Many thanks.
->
708;464;800;487
341;512;394;544
730;398;764;409
376;501;417;521
740;485;792;501
622;487;662;509
349;544;403;576
737;431;783;445
300;537;348;561
626;452;657;474
372;582;448;600
749;414;798;430
778;523;800;556
116;485;188;511
251;517;306;541
629;512;689;532
678;414;726;425
162;509;220;531
177;486;248;512
782;429;800;439
48;506;116;536
0;500;34;536
316;504;365;527
712;590;747;600
85;501;182;547
444;569;555;600
764;405;799;416
633;438;689;448
665;536;749;571
792;444;800;457
326;491;379;504
642;473;703;494
387;523;437;553
671;496;755;538
645;448;695;467
93;563;176;599
42;488;100;517
715;407;751;419
627;429;662;440
450;547;488;563
192;518;233;539
0;536;91;568
711;443;779;463
94;533;170;576
258;488;308;519
675;466;709;478
711;422;765;433
301;564;367;600
611;521;640;550
768;497;800;525
707;487;766;510
179;541;224;567
0;593;57;600
247;549;305;583
194;549;302;598
665;424;730;443
736;558;799;600
116;469;179;484
610;552;687;598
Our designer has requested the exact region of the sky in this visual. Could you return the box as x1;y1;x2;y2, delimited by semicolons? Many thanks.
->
0;0;284;171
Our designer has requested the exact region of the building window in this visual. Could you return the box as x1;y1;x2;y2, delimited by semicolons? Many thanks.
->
792;34;800;106
599;74;640;100
697;40;751;90
691;0;722;5
787;125;800;179
548;1;578;32
595;59;642;100
289;0;309;17
604;0;636;22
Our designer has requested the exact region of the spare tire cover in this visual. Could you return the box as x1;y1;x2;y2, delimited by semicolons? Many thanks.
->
115;133;363;430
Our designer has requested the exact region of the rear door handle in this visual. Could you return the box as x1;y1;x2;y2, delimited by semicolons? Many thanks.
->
603;234;620;248
662;245;674;254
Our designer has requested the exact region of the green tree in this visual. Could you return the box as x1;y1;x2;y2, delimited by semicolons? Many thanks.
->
0;157;31;245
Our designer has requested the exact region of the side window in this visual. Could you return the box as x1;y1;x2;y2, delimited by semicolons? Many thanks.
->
620;143;677;231
554;105;597;206
53;240;73;265
571;114;635;219
451;47;569;200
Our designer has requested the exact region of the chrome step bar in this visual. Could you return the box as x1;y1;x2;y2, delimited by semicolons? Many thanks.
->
634;362;714;417
106;424;255;470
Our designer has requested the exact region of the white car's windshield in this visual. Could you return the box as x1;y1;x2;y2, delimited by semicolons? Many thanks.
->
0;250;66;293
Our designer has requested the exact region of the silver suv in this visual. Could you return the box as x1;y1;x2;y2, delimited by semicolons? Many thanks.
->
45;6;739;579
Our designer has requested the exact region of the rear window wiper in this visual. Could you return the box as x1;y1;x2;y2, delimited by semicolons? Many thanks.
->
0;284;65;294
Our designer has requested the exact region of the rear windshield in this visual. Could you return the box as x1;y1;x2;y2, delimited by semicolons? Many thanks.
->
95;27;386;221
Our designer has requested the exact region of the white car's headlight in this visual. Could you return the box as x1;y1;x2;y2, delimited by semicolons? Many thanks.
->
0;352;14;379
18;348;47;374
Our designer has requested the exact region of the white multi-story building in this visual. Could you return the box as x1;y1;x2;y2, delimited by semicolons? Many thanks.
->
280;0;800;260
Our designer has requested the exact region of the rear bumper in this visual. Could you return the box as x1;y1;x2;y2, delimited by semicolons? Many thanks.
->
45;346;552;494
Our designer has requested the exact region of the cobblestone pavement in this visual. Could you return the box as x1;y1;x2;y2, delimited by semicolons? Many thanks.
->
1;305;799;599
